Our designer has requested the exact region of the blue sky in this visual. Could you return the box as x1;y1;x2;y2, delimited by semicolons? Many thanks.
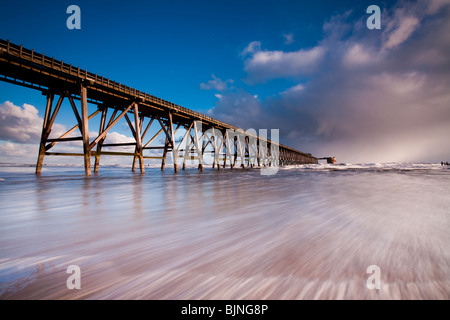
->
1;0;450;164
1;0;371;108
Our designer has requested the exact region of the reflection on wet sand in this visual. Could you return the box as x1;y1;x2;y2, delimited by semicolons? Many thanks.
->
0;165;449;299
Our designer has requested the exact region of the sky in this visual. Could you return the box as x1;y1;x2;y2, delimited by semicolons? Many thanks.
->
0;0;449;165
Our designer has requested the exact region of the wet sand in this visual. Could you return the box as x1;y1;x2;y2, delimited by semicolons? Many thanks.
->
0;165;449;299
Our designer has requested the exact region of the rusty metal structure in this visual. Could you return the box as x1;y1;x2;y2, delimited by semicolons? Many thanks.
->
0;39;318;175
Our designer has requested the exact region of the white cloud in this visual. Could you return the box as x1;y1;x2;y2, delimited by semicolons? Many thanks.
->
103;131;135;144
0;101;68;144
0;142;34;156
242;44;326;82
369;72;426;95
343;44;374;67
0;101;43;143
200;75;234;91
102;132;136;152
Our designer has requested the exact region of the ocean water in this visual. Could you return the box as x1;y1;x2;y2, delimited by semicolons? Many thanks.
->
0;163;449;299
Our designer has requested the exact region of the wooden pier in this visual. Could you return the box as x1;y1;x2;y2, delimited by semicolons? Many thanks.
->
318;157;337;164
0;39;318;175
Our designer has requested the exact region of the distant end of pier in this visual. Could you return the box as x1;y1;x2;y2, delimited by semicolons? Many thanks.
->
318;157;337;164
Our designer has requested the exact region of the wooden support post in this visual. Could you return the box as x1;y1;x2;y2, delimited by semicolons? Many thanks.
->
36;92;54;174
94;107;107;173
223;132;227;169
211;127;221;170
224;131;232;169
202;131;209;168
259;140;263;167
158;117;170;171
249;138;253;167
217;133;225;169
251;138;255;167
156;117;170;171
168;112;178;173
264;143;268;166
132;142;138;172
210;130;215;169
215;128;223;170
245;136;250;167
133;102;145;173
80;84;91;175
182;137;189;170
257;138;261;167
193;121;203;171
161;136;169;171
244;136;248;167
36;93;64;173
239;135;245;168
232;137;237;169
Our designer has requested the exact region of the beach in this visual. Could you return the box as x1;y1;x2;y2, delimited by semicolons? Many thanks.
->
0;163;449;299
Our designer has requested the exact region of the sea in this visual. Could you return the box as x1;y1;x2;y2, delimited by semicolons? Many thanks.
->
0;162;449;300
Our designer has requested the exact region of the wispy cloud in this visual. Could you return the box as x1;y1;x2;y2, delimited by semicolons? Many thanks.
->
241;41;261;57
382;16;420;50
207;91;262;129
427;0;450;14
283;33;294;45
200;74;234;91
281;83;305;95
